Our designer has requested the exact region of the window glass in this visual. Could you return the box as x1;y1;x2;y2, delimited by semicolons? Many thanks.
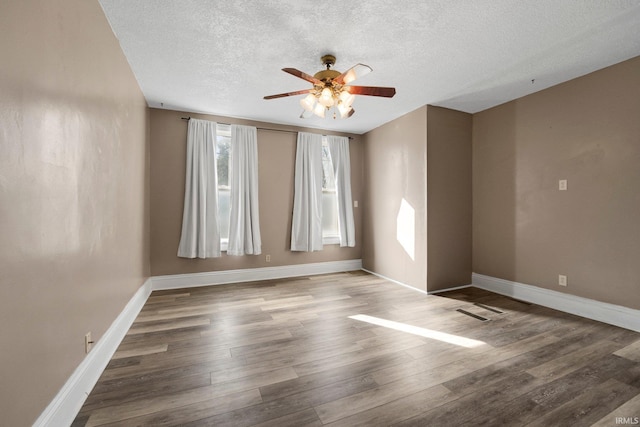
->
216;124;231;245
321;138;339;242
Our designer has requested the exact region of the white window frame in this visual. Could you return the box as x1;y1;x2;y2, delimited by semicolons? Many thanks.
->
216;124;231;251
219;131;340;249
321;137;340;245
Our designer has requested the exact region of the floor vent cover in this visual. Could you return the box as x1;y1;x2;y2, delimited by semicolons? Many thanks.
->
456;309;489;321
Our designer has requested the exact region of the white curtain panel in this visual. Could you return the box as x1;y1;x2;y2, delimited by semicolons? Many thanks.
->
291;132;324;251
227;124;262;255
327;135;356;247
177;118;221;258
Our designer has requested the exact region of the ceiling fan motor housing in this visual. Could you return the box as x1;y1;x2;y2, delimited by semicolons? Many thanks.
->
314;54;341;84
314;69;340;83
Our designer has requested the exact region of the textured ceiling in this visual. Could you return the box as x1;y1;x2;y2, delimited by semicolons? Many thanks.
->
99;0;640;134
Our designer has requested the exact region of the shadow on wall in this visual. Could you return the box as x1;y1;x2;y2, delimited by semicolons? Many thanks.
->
472;103;517;279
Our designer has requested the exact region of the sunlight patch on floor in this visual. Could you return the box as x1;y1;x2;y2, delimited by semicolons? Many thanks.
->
349;314;486;348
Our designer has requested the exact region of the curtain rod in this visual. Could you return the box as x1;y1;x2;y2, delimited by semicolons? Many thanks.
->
180;117;353;139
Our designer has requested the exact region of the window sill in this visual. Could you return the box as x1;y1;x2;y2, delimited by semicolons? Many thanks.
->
323;235;340;245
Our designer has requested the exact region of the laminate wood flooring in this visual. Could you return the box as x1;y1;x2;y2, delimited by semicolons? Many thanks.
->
72;271;640;426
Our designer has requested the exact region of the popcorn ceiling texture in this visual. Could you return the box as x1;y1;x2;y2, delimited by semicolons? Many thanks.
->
100;0;640;134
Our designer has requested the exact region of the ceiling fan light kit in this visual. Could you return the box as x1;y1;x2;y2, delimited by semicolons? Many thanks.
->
264;54;396;120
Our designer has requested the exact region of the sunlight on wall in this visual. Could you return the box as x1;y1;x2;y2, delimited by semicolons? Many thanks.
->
349;314;485;348
396;198;415;260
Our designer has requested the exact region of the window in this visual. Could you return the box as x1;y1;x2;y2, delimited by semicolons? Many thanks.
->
216;124;231;250
178;119;260;258
321;137;340;244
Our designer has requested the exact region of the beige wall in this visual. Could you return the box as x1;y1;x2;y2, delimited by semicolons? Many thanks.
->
426;106;472;291
2;2;635;423
362;107;429;291
0;1;150;425
362;106;472;292
150;108;362;276
473;56;640;309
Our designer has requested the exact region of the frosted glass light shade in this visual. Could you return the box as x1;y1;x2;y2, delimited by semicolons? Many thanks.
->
339;90;355;107
318;87;335;107
300;93;316;112
313;103;326;118
338;103;353;118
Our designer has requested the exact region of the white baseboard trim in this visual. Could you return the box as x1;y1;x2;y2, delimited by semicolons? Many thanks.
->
472;273;640;333
361;268;471;296
429;283;474;294
35;268;639;425
35;260;362;425
151;259;363;291
361;268;429;295
33;278;153;427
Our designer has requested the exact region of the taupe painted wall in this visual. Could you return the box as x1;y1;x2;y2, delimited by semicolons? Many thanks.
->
2;2;635;423
0;1;150;425
362;106;472;292
150;108;362;276
362;107;428;291
426;106;472;292
473;56;640;310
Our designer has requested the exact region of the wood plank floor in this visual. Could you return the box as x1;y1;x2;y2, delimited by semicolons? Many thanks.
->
73;271;640;426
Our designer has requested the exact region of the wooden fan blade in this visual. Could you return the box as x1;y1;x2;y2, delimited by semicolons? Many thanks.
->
333;63;372;85
282;68;323;85
264;89;313;100
345;85;396;98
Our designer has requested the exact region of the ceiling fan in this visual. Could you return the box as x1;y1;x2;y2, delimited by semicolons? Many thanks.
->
263;55;396;119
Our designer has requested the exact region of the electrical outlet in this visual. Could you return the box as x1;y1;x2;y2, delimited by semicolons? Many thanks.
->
354;200;359;208
265;254;271;263
559;179;567;191
558;275;567;287
85;332;93;353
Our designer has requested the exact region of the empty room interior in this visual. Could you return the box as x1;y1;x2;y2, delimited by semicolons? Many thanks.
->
3;1;640;426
